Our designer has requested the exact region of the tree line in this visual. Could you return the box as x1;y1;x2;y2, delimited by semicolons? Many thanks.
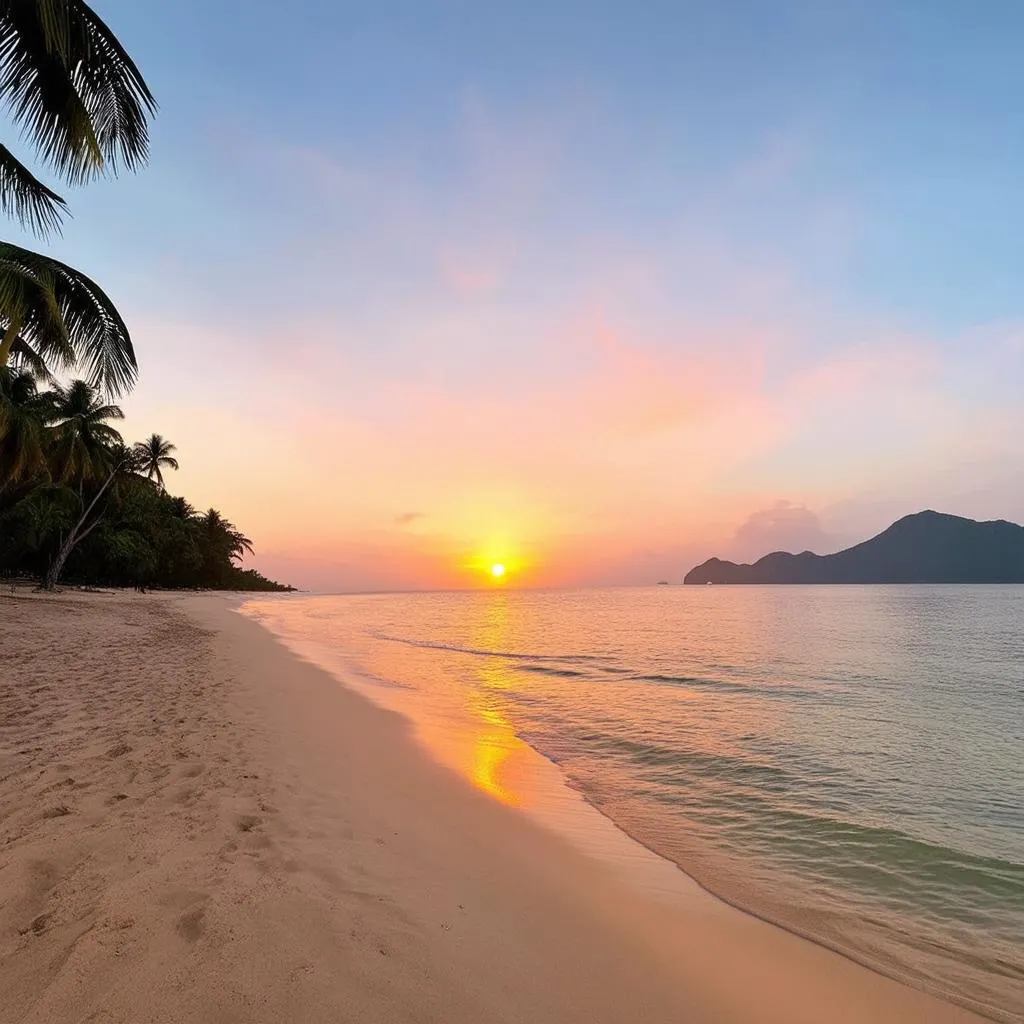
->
0;2;290;591
0;373;292;590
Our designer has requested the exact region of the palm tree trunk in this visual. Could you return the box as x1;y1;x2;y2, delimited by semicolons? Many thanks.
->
41;464;118;590
0;317;22;366
43;533;77;591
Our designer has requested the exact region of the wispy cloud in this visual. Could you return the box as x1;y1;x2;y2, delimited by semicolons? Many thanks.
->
729;501;835;561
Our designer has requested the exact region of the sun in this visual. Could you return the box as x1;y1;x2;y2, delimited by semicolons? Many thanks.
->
490;563;507;579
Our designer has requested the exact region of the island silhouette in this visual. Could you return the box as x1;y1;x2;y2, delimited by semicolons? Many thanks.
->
684;510;1024;584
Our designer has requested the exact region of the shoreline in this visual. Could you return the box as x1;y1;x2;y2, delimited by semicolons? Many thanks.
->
1;591;985;1022
241;593;1016;1023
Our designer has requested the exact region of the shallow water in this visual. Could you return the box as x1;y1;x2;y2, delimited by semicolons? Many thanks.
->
242;586;1024;1021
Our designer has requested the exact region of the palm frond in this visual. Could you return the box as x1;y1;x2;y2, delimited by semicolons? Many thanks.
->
106;438;137;473
9;332;55;380
87;402;123;421
50;377;123;422
134;434;178;487
48;377;124;483
0;363;48;484
0;0;157;184
0;246;67;356
0;143;66;235
0;241;136;395
167;494;195;520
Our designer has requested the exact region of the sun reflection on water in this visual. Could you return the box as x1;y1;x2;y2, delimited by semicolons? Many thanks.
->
465;594;522;805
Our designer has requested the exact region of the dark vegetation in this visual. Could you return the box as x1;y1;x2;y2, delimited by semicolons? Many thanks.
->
0;3;290;591
0;376;292;590
684;511;1024;584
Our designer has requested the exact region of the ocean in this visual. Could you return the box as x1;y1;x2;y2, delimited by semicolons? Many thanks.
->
241;586;1024;1021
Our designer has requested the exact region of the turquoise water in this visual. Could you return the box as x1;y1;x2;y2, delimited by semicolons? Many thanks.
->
244;586;1024;1021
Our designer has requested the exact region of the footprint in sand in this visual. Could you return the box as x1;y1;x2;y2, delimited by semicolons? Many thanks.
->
16;912;50;937
176;906;206;942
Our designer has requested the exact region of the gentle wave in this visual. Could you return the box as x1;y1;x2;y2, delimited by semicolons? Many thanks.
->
517;663;591;678
620;671;831;701
369;630;617;665
248;587;1024;1021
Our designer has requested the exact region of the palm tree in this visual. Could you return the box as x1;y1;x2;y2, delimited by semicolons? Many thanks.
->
203;508;254;560
166;494;196;520
0;365;49;486
47;377;124;484
0;0;156;394
134;432;178;490
41;438;137;589
0;243;138;393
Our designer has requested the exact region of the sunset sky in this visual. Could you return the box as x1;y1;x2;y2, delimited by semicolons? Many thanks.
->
25;1;1024;590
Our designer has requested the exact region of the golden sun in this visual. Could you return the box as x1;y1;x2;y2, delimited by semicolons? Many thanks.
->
490;563;507;579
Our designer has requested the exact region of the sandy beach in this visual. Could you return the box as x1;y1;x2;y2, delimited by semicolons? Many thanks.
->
0;591;985;1024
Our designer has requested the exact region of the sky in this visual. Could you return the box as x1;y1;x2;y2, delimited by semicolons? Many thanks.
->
18;1;1024;589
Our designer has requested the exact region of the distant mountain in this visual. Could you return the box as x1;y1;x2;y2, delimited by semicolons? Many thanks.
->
683;511;1024;584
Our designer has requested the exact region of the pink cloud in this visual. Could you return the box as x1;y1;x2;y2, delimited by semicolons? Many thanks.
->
729;501;836;561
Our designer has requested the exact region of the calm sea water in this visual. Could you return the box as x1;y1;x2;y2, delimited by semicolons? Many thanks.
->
242;586;1024;1021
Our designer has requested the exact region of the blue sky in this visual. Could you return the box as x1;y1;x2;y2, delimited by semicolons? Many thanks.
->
23;1;1024;588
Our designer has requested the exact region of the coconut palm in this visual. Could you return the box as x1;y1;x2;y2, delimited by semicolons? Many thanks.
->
0;365;49;485
0;0;156;394
0;242;137;393
0;435;291;590
47;377;123;483
203;508;254;561
41;437;136;589
133;432;178;490
166;494;196;520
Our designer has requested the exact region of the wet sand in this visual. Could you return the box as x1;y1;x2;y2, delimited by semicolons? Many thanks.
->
0;591;984;1023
